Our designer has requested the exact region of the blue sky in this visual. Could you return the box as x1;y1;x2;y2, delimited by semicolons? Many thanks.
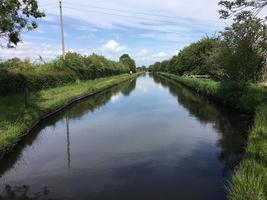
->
0;0;232;66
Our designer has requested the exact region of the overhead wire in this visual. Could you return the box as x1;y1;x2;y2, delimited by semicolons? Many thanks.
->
63;5;194;26
65;2;195;21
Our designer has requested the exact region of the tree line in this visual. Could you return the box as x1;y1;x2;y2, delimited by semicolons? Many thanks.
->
149;0;267;95
0;53;137;95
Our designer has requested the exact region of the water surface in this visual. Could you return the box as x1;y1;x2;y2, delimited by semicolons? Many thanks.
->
0;74;250;200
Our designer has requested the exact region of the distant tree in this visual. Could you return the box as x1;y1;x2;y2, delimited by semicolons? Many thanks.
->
141;65;146;71
0;0;45;48
119;54;136;73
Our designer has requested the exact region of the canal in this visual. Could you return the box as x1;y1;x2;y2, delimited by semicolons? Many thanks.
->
0;73;250;200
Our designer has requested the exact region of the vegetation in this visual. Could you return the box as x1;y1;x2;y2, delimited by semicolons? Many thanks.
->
0;52;131;95
228;103;267;200
158;71;267;199
0;0;45;48
159;73;267;113
119;54;137;73
149;38;224;80
0;72;142;157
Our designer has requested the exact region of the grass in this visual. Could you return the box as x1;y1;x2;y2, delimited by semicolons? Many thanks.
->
159;72;266;113
159;72;267;200
0;73;141;157
228;104;267;200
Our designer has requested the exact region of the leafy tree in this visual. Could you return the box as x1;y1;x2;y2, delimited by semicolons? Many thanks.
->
219;0;267;20
0;0;45;48
219;0;267;83
119;54;136;73
149;37;223;79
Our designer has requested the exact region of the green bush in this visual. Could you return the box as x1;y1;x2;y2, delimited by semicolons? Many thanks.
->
0;53;130;95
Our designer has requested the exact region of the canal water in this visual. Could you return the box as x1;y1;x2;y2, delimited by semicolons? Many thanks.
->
0;74;250;200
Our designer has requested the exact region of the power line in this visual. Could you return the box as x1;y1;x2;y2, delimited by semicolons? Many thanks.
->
65;2;195;21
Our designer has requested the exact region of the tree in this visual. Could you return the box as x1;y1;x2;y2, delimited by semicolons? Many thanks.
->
219;0;267;20
119;54;136;73
0;0;45;48
219;0;267;83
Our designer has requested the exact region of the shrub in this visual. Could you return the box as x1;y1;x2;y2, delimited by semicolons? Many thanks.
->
0;53;130;95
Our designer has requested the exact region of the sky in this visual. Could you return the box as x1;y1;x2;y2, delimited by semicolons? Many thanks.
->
0;0;234;66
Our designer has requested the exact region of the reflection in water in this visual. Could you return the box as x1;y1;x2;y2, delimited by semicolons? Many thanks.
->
0;79;137;177
0;185;52;200
66;117;71;170
153;75;251;177
0;74;250;200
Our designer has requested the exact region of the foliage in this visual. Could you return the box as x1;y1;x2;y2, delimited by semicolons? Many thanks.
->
219;0;267;20
119;54;137;73
0;53;131;95
0;0;45;48
149;37;224;80
159;72;267;113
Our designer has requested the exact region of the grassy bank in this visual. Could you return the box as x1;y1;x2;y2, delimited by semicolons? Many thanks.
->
229;104;267;200
0;73;142;158
159;72;266;113
158;72;267;200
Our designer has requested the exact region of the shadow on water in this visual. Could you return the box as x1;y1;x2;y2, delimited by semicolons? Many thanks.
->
152;75;252;177
0;79;137;177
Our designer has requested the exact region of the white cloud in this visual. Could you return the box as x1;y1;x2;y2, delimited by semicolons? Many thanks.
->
101;40;127;54
136;49;148;57
154;51;167;58
133;49;173;66
0;41;60;61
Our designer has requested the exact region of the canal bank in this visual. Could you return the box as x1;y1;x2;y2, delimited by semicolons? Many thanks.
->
158;72;267;200
0;73;250;200
0;72;143;159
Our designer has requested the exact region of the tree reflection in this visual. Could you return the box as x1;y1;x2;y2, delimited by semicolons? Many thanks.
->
152;75;252;177
0;79;137;178
0;185;55;200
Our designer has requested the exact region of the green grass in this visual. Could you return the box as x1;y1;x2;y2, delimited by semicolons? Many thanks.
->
159;72;266;113
159;72;267;200
228;104;267;200
0;73;141;157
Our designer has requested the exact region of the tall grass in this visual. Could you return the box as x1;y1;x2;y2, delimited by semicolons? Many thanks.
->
228;104;267;200
159;72;266;113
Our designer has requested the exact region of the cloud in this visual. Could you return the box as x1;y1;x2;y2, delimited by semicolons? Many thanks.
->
133;49;173;66
0;41;59;61
154;51;167;58
2;0;243;66
135;49;148;58
101;40;127;54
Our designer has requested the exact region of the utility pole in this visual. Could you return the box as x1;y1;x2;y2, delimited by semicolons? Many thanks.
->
59;0;65;59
